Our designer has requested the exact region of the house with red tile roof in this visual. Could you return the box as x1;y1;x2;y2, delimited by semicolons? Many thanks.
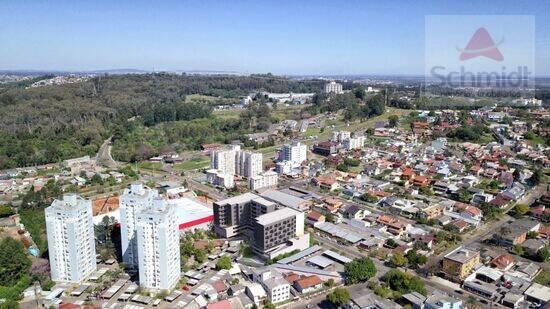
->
312;175;340;191
449;219;469;233
490;254;515;271
207;299;232;309
377;215;409;235
412;175;430;187
306;211;326;226
294;275;323;294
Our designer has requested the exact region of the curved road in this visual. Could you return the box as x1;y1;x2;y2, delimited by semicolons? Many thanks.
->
96;136;119;169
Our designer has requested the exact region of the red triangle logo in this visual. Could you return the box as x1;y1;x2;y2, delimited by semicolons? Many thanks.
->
459;27;504;61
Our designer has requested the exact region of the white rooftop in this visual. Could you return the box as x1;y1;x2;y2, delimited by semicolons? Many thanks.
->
256;207;299;225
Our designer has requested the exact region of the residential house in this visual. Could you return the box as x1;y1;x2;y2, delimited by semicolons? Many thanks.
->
490;254;515;271
342;205;367;220
418;204;444;220
293;275;323;294
251;268;290;304
493;219;541;247
245;283;267;305
312;175;340;192
376;215;410;236
306;211;326;226
448;219;469;233
442;247;480;282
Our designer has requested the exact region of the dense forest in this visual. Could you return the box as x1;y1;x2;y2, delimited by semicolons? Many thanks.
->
0;74;325;169
305;86;386;121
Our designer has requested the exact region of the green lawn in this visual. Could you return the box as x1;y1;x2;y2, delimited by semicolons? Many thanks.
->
213;109;242;120
173;156;210;171
185;94;222;103
304;108;410;140
136;161;163;170
534;269;550;286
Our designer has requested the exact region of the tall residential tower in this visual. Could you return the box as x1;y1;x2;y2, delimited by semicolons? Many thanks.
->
120;182;159;270
136;198;181;291
45;194;96;283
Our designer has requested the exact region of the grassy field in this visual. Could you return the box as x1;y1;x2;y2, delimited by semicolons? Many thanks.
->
307;108;411;140
185;94;223;103
213;104;306;121
136;161;163;170
173;156;210;171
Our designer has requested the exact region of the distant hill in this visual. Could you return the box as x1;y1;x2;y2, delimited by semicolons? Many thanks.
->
0;73;324;169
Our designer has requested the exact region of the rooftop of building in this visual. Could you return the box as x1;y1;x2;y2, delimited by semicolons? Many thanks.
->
215;192;259;205
261;189;308;210
255;207;299;226
444;247;479;264
49;194;90;212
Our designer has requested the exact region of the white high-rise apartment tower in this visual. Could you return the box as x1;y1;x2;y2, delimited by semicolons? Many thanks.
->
136;197;181;291
279;142;307;167
120;182;158;270
236;151;263;177
211;148;237;175
324;81;343;94
45;194;96;283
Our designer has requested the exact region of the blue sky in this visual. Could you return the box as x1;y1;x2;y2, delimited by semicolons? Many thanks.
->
1;0;550;75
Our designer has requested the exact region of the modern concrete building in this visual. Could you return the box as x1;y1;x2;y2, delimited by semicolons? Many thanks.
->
252;268;290;304
279;142;307;167
136;198;180;292
342;136;366;150
442;247;480;282
209;145;263;187
206;169;235;189
211;147;238;175
236;151;263;178
120;182;159;270
324;81;343;94
213;193;308;259
331;130;351;142
253;207;305;257
45;194;96;283
249;171;278;190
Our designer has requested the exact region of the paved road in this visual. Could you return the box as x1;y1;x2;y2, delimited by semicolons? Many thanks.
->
187;178;227;201
96;136;119;168
310;235;506;308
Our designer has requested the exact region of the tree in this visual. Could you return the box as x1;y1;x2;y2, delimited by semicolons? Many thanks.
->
336;164;349;172
344;257;376;284
530;169;543;186
215;255;232;270
324;278;335;287
390;253;408;267
0;205;14;218
388;115;399;128
386;238;398;248
354;86;366;100
512;245;524;256
0;237;31;286
418;186;434;196
326;288;350;307
360;193;378;203
536;247;549;262
263;301;276;309
90;173;104;185
405;250;427;269
382;269;426;295
194;248;207;263
514;204;530;217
